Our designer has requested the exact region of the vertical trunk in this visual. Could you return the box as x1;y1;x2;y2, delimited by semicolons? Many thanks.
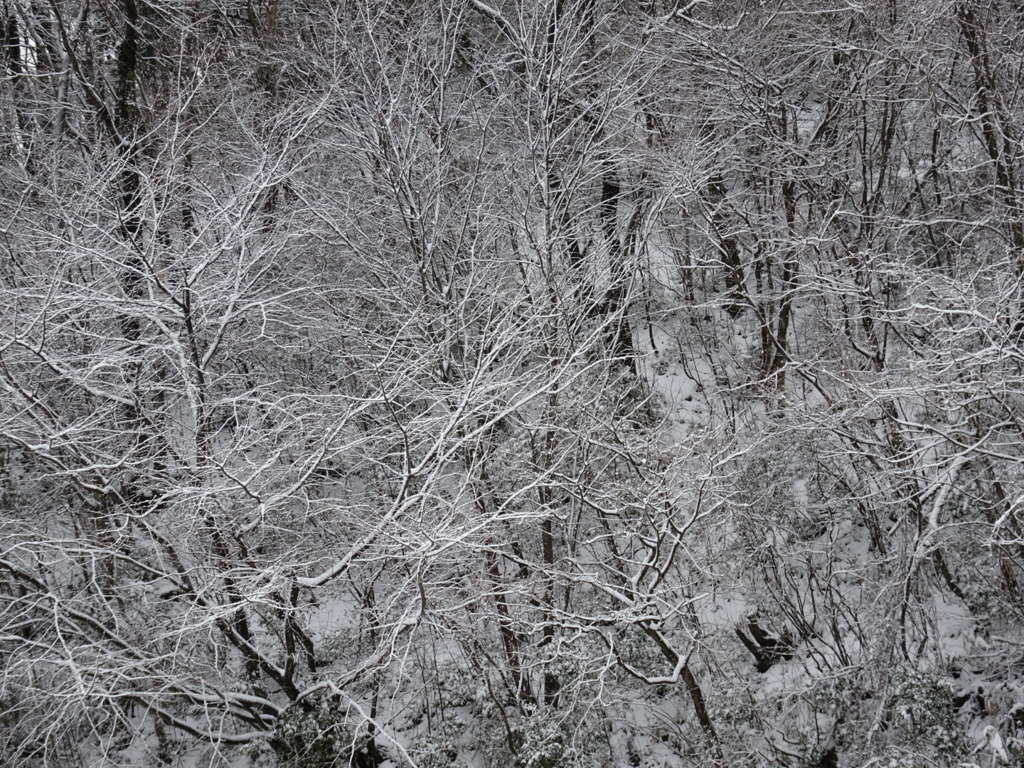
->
706;174;746;316
114;0;145;387
957;3;1024;285
537;377;561;706
679;664;721;758
208;521;268;698
600;162;636;366
761;103;799;391
485;545;533;701
540;515;559;705
640;625;723;762
2;8;20;74
479;464;534;702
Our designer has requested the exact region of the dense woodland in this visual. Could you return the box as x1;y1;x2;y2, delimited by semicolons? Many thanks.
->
2;0;1024;766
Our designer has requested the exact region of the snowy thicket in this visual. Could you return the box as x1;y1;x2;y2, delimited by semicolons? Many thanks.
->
2;1;1024;766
